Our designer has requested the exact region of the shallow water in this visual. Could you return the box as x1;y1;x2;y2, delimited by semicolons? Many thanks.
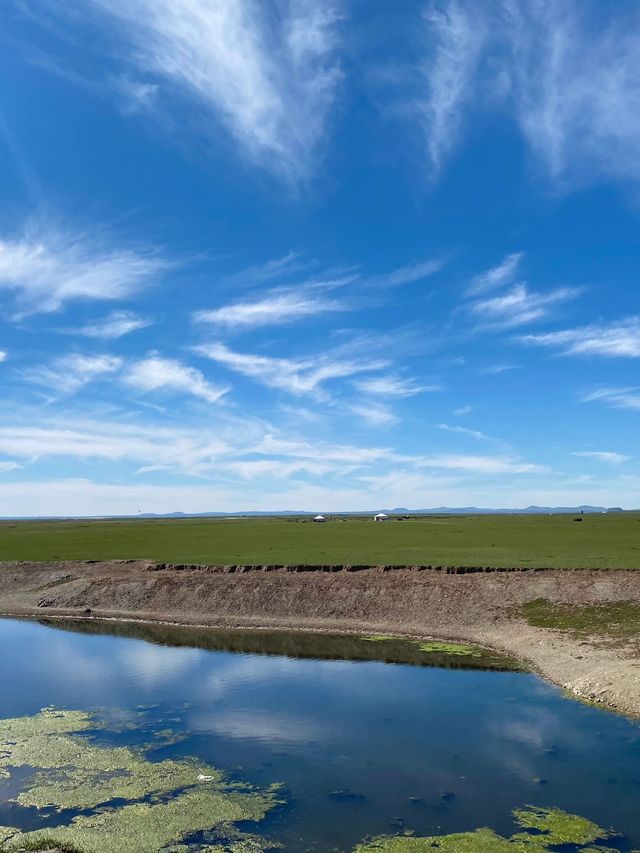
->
1;617;640;851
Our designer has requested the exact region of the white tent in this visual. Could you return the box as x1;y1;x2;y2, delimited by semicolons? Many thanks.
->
374;512;388;521
313;514;327;522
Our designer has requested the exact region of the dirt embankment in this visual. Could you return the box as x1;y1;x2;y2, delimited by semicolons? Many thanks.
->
1;560;640;715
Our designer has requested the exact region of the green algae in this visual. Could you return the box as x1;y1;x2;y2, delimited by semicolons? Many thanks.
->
416;642;482;656
2;837;82;851
0;708;92;739
362;635;489;657
0;709;281;853
0;709;224;809
361;635;396;642
362;636;496;659
1;788;274;853
352;806;624;852
513;806;614;846
198;825;283;852
362;636;483;656
354;828;547;852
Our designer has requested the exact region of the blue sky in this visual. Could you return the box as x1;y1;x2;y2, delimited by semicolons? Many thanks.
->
0;0;639;515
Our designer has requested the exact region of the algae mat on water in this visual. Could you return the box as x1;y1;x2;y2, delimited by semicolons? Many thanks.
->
0;708;282;852
360;636;521;670
353;805;633;852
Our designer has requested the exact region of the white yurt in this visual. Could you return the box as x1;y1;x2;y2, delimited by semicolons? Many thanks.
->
313;514;327;523
374;512;388;522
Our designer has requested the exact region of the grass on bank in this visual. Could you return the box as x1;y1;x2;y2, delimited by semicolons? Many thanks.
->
0;513;639;568
522;599;640;644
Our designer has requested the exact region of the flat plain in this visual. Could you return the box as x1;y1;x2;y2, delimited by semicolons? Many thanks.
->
0;512;638;568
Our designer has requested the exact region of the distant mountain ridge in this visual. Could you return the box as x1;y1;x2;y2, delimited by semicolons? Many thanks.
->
1;505;631;520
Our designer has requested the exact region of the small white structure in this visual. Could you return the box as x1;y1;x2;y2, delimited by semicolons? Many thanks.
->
374;512;389;522
313;514;327;523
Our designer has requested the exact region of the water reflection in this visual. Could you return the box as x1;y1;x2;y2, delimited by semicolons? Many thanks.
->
0;617;639;852
35;617;522;670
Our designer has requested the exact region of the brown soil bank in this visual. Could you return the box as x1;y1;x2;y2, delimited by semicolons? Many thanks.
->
1;561;640;716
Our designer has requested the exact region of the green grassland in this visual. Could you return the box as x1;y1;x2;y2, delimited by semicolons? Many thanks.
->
522;599;640;645
0;512;639;567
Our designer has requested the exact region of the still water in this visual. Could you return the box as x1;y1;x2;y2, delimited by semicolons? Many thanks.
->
1;617;640;851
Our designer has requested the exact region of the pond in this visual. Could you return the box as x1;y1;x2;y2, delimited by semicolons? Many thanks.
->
1;617;640;851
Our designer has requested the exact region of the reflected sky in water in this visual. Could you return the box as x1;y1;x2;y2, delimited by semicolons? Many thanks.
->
1;618;640;851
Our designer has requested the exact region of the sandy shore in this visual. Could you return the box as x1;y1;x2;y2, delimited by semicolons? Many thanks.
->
1;560;639;716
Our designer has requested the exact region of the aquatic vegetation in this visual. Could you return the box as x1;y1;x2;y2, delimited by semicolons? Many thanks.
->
361;635;482;655
353;806;625;852
359;634;522;671
0;709;224;809
363;635;493;659
354;829;546;851
513;806;613;845
415;642;482;656
0;709;281;853
0;836;82;851
2;789;273;853
361;635;396;642
197;825;283;852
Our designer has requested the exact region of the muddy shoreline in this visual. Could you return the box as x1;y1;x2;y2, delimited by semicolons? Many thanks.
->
1;560;639;716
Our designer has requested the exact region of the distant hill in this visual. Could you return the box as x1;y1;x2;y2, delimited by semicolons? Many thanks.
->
3;505;634;521
384;505;613;515
133;505;620;517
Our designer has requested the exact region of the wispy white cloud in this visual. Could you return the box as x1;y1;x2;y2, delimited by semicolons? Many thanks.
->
220;458;332;479
76;310;153;340
0;412;395;481
221;252;308;286
367;258;444;287
194;290;343;330
124;354;229;404
113;75;159;115
0;225;166;315
0;351;6;363
196;341;387;398
582;387;640;411
358;454;544;485
278;403;324;424
22;353;122;396
348;401;397;427
521;317;640;357
453;404;474;416
3;471;638;517
503;0;640;187
0;406;555;513
418;1;640;189
479;363;521;375
254;433;393;465
438;422;489;441
469;283;580;328
415;453;544;474
572;451;631;464
467;252;523;296
353;375;440;397
84;0;344;181
0;418;229;475
421;0;486;175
